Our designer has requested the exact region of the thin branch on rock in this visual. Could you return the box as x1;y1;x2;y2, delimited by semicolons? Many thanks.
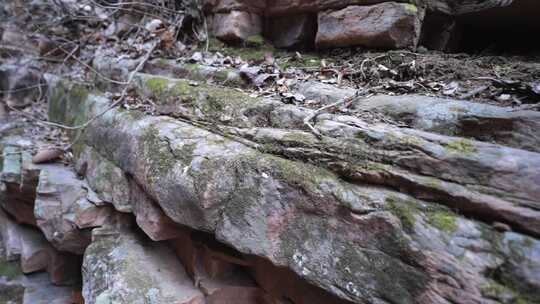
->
7;41;159;151
303;94;356;138
303;87;381;138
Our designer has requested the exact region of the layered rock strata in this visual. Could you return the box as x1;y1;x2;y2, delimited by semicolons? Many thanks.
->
37;72;540;304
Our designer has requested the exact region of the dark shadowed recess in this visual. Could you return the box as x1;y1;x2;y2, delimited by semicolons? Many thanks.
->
438;0;540;54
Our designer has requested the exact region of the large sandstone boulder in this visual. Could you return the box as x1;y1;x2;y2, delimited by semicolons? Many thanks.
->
295;81;540;152
48;75;540;304
351;94;540;153
204;0;515;16
82;226;205;304
316;2;424;49
212;11;263;44
266;0;413;16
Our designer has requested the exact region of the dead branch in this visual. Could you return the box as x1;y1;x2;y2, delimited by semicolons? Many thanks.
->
303;93;357;138
7;40;159;150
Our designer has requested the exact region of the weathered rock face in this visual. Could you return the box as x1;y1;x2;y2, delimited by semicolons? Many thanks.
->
294;81;540;152
3;2;538;303
204;0;267;14
0;208;23;261
352;94;540;153
316;3;424;49
212;11;263;44
205;0;515;16
0;262;78;304
0;201;81;286
0;144;40;226
267;0;416;16
296;81;357;106
82;225;206;304
46;75;540;304
34;165;113;254
76;146;185;242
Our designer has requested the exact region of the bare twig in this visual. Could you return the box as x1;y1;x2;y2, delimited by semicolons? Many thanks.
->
7;41;159;151
204;16;210;53
63;45;80;64
360;54;387;79
459;85;489;100
302;87;381;138
57;46;130;85
303;93;358;138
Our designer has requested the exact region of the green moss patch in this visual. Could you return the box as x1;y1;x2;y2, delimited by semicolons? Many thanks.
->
427;211;458;234
404;3;418;13
0;261;22;281
138;75;262;122
444;139;477;154
245;35;265;47
140;125;177;182
146;77;170;99
481;281;539;304
386;196;417;232
206;37;326;68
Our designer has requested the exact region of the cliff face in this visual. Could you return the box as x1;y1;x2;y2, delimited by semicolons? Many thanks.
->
1;1;539;304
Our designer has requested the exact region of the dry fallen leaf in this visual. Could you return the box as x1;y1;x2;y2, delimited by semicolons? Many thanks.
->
443;81;460;96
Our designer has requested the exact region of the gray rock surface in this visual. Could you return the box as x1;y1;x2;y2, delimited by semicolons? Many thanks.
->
316;2;424;49
76;146;185;241
0;208;23;261
19;225;54;274
0;203;81;286
144;59;244;87
296;81;356;105
47;75;540;304
0;266;76;304
82;225;205;304
212;11;263;44
295;82;540;152
353;94;540;153
0;144;40;226
35;164;113;254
